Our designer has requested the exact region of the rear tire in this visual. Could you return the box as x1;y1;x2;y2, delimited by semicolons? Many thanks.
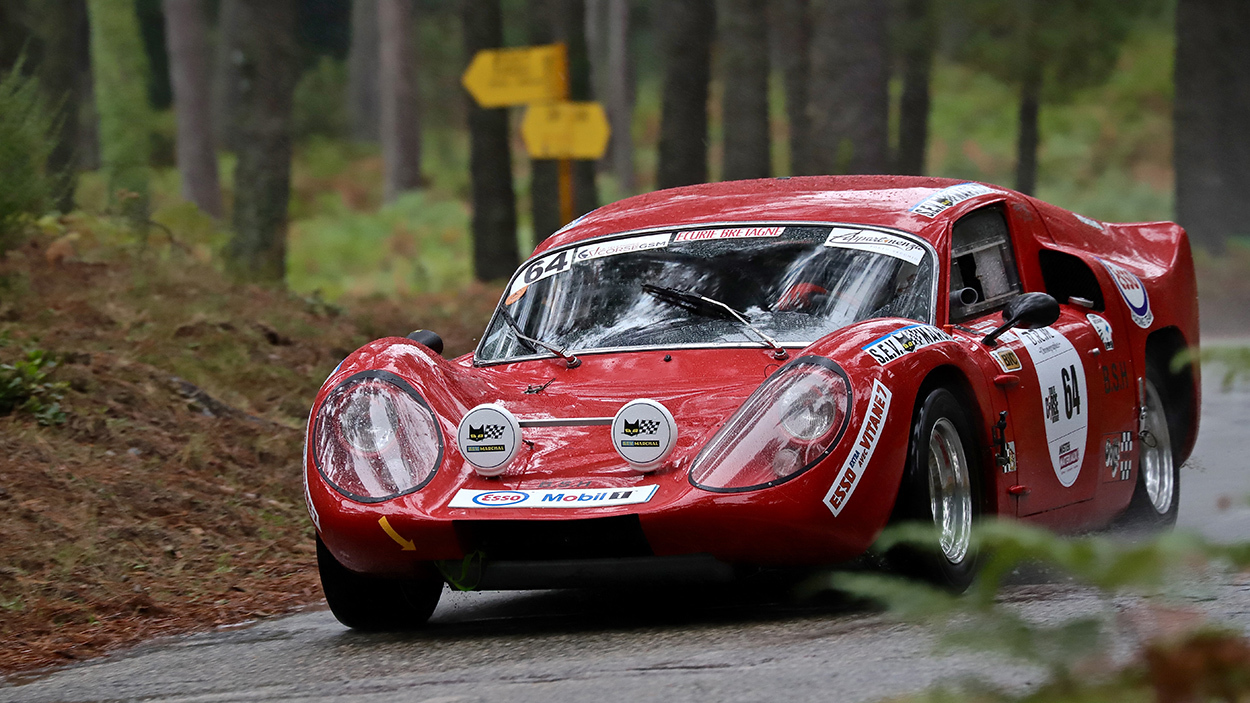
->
1117;366;1180;529
887;388;983;592
317;535;443;630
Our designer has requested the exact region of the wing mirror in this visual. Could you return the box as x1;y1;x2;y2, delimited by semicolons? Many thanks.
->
406;329;445;356
981;293;1060;347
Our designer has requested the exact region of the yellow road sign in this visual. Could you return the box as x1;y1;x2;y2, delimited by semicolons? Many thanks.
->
461;44;567;108
521;102;611;160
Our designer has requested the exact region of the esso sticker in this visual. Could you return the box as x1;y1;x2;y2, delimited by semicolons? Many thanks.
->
1099;258;1153;329
1016;327;1088;488
472;491;527;506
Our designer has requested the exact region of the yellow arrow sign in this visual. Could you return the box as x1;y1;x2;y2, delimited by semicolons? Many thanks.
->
521;102;611;160
462;44;567;108
378;516;415;551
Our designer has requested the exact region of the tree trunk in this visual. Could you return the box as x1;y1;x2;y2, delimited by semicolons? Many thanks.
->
212;0;243;151
770;0;810;176
1175;0;1250;251
559;0;599;218
605;0;634;191
720;0;770;181
463;0;519;281
806;0;889;175
86;0;154;225
225;0;297;283
657;0;715;189
347;0;380;143
76;12;101;171
162;0;223;218
34;0;90;212
1014;65;1040;196
894;0;933;176
378;0;422;202
526;0;561;240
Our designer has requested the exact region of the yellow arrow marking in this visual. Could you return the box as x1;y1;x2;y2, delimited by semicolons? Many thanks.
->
378;516;415;551
461;44;567;108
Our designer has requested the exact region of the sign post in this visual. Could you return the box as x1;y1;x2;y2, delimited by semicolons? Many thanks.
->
462;43;610;227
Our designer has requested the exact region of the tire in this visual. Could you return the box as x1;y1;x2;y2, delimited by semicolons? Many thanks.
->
887;387;983;592
316;535;443;630
1117;366;1180;529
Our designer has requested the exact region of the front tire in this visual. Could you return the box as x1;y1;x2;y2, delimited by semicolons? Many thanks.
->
887;388;983;592
317;535;443;630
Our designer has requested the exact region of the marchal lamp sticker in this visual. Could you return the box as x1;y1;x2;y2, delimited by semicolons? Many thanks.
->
457;404;521;476
611;399;677;471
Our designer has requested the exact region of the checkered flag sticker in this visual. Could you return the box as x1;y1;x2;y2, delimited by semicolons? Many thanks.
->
622;418;661;436
468;424;505;441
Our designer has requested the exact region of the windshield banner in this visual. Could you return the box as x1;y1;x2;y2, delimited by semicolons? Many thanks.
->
823;227;926;265
672;226;785;242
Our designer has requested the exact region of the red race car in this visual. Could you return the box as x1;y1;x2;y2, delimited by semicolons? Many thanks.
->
304;176;1200;629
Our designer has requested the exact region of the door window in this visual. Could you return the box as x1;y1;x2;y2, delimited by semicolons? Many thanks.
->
949;206;1022;322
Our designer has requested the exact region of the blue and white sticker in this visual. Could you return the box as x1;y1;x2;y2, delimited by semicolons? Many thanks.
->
862;324;954;365
910;183;999;218
1098;258;1153;329
449;485;658;509
1086;313;1114;350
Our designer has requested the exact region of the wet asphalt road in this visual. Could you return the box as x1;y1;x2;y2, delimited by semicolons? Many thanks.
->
4;370;1250;703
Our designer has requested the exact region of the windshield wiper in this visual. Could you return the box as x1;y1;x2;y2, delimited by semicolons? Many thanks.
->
642;284;789;360
499;307;581;368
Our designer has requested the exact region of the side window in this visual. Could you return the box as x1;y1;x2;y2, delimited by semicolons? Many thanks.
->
949;206;1022;322
1038;249;1105;310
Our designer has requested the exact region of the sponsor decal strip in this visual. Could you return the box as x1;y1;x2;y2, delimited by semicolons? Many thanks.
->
449;485;659;509
910;183;999;218
862;324;954;365
823;227;927;265
672;226;784;242
824;379;891;517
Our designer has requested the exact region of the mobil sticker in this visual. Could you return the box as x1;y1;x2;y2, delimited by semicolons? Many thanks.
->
449;485;659;509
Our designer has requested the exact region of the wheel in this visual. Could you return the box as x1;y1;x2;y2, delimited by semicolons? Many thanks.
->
887;387;982;592
1117;367;1180;529
316;535;443;630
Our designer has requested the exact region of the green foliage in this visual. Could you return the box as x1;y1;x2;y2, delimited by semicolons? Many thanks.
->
813;520;1250;696
0;349;68;425
1176;344;1250;391
293;57;349;142
287;189;472;300
944;0;1159;102
0;59;58;249
926;19;1174;222
86;0;154;225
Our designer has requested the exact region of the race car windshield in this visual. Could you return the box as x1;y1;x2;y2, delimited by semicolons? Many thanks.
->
476;224;935;363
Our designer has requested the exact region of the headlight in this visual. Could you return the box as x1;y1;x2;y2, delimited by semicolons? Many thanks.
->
312;372;443;501
690;358;851;492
